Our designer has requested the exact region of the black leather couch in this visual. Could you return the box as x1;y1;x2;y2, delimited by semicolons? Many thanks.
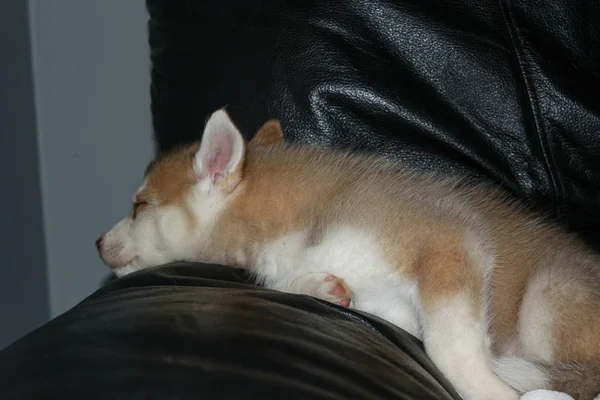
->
1;1;598;399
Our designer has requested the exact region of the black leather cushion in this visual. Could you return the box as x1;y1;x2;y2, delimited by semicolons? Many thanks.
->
147;0;600;251
0;264;460;400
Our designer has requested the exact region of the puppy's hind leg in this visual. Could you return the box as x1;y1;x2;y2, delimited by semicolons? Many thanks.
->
417;235;519;400
421;292;519;400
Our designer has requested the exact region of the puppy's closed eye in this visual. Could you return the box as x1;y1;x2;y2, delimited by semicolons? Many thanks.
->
132;201;149;219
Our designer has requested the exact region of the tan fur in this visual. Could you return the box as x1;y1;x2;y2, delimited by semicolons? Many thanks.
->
416;231;481;314
143;143;199;206
251;119;285;147
549;363;600;398
140;144;199;227
548;273;600;397
115;116;600;399
549;255;600;365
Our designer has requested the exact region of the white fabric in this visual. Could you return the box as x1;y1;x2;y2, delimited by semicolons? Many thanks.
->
521;390;574;400
521;390;600;400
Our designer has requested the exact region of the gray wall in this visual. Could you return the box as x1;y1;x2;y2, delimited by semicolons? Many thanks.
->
29;0;154;317
0;0;154;348
0;0;50;349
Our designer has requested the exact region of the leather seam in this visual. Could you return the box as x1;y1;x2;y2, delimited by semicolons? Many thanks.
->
499;0;565;220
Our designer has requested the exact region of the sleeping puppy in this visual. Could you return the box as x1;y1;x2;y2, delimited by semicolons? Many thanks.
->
97;108;600;400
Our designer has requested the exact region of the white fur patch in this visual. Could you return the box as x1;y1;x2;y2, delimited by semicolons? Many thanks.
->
113;264;144;278
133;178;148;201
519;268;555;363
464;228;497;354
255;226;422;338
101;190;229;275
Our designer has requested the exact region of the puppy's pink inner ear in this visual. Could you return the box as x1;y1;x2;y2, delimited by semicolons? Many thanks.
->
205;134;233;184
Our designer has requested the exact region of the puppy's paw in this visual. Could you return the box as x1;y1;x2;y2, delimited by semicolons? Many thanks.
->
320;274;352;307
290;272;352;307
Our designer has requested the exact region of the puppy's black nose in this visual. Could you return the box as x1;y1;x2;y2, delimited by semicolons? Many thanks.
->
95;236;104;251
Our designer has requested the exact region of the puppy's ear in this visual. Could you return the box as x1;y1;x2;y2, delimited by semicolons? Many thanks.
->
250;119;284;148
194;109;245;193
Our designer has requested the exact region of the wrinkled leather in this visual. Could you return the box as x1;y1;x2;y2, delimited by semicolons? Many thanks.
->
0;264;460;400
148;0;600;250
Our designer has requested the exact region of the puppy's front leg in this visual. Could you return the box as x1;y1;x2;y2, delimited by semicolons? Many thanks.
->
288;272;352;307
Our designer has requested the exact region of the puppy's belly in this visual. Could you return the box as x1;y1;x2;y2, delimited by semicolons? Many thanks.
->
256;226;422;339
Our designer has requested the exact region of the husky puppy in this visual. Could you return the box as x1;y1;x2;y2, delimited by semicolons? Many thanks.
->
98;109;600;400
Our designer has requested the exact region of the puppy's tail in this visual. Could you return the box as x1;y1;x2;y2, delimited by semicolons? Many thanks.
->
492;357;600;399
492;357;551;393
